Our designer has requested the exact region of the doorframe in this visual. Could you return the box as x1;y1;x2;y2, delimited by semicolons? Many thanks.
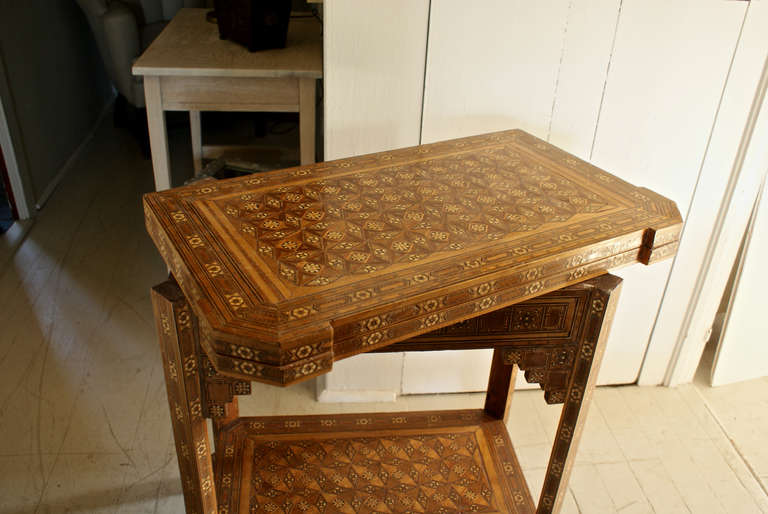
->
0;98;30;219
709;173;766;386
0;53;33;220
666;52;768;386
642;11;768;386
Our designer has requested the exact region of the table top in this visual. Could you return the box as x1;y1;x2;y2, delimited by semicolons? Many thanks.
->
144;129;681;385
132;8;322;79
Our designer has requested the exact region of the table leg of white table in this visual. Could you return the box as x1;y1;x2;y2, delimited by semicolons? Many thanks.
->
144;76;172;191
299;78;316;165
189;110;203;175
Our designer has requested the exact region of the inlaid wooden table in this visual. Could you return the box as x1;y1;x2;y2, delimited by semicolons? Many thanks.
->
133;8;322;191
144;129;682;513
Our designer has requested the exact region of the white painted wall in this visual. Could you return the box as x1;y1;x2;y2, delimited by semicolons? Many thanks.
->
420;0;571;144
323;0;429;160
412;0;747;392
318;0;429;400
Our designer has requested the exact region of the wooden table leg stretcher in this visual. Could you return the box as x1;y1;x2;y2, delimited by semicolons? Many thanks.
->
152;273;622;514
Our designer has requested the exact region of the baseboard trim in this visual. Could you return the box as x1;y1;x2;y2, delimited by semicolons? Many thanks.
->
314;376;398;403
316;389;398;403
34;93;116;211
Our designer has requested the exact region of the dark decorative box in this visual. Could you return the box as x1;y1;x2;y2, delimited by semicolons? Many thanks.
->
214;0;291;52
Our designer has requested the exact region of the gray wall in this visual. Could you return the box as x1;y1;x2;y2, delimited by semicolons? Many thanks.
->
0;0;113;207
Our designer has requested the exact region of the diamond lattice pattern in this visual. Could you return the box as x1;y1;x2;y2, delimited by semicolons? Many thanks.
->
225;147;610;286
248;431;499;513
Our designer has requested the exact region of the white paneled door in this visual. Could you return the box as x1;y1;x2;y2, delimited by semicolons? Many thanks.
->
406;0;747;393
318;0;759;399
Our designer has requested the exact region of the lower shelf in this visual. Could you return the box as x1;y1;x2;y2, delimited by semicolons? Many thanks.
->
215;409;535;513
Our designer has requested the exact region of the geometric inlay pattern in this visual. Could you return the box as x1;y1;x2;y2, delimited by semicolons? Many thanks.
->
246;431;497;513
223;146;611;287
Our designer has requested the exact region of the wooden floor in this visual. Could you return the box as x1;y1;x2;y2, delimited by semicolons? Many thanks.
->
0;118;766;513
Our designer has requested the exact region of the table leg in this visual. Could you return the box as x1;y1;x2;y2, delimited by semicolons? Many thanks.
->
196;350;250;441
144;76;172;191
484;347;518;424
151;280;217;514
299;78;316;165
537;274;622;514
190;110;203;175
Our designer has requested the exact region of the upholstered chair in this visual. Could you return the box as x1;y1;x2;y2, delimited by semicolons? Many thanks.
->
76;0;206;109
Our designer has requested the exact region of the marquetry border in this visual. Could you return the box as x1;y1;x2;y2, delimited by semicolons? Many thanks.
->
152;282;218;514
144;129;681;386
215;410;534;514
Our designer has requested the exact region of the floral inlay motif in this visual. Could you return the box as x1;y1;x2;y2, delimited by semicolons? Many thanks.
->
220;147;610;286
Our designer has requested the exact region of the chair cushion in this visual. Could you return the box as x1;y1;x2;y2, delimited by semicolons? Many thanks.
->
76;0;109;17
